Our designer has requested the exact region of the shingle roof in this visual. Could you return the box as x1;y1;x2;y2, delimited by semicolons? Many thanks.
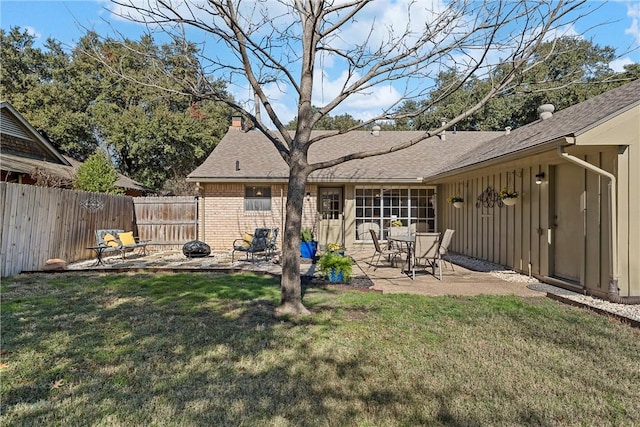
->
434;78;640;177
187;129;500;183
0;153;147;191
188;79;639;184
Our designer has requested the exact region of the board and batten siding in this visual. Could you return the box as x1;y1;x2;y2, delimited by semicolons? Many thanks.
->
436;144;631;298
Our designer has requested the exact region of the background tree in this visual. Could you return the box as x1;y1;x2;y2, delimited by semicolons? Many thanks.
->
286;108;362;130
0;27;98;159
396;36;637;131
1;27;232;192
74;150;123;194
105;0;595;315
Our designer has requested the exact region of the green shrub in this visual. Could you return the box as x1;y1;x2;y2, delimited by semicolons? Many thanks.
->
74;150;123;194
317;251;353;281
301;227;315;242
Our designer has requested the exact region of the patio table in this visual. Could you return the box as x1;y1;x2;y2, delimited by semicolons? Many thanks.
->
87;245;109;266
388;235;415;279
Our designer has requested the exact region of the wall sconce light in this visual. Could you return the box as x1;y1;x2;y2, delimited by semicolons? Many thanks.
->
535;172;545;185
306;192;311;201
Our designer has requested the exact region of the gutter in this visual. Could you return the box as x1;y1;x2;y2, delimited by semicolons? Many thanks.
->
557;146;639;304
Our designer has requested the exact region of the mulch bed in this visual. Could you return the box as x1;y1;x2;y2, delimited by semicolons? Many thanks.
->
301;274;380;292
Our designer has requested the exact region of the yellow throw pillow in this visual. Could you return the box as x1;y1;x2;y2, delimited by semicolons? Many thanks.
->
103;233;119;248
239;232;253;248
118;231;136;246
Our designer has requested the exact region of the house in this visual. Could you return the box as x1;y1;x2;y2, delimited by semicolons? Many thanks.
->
1;101;147;196
187;79;639;301
186;125;500;246
430;79;640;302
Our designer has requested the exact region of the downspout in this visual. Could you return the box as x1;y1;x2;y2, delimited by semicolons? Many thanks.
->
557;146;640;304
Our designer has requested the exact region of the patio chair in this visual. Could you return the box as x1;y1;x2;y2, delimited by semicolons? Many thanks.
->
232;228;270;262
357;222;380;240
438;229;456;270
388;226;409;253
368;229;401;270
266;228;279;258
413;232;442;280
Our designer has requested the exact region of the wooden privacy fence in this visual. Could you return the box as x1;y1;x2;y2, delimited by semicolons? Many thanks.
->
1;184;200;277
1;183;136;277
132;196;198;250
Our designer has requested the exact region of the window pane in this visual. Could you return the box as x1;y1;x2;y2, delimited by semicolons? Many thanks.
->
355;186;436;240
244;186;271;211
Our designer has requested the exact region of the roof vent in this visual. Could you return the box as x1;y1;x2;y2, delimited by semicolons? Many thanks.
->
537;104;555;121
505;126;511;135
371;125;381;136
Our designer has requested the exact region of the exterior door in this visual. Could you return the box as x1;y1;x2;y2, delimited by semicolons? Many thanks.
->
317;187;344;248
552;163;583;283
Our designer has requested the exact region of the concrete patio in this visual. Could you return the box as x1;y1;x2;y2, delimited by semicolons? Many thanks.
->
67;247;548;298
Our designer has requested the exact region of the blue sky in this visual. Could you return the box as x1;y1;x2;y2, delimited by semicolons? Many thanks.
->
2;0;639;125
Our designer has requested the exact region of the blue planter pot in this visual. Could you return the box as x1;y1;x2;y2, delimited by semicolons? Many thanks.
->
300;241;318;259
326;269;344;283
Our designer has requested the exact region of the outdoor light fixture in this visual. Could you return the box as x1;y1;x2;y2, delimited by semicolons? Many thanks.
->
306;192;311;201
535;172;545;185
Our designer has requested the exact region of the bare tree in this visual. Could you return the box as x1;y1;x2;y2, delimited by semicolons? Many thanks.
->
107;0;590;315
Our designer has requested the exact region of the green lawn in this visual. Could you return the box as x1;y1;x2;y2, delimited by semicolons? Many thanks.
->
1;272;638;426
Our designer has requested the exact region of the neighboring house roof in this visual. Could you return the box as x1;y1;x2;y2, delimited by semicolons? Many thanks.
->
1;101;70;165
1;101;147;192
431;78;640;179
188;130;501;184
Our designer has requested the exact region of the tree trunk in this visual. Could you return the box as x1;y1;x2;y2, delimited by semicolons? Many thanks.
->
276;159;311;317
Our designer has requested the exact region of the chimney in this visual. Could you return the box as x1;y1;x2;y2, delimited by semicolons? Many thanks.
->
371;125;381;136
537;104;555;121
439;118;447;141
505;126;511;135
231;115;242;130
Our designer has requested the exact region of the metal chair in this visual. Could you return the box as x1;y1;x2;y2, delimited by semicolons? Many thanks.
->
413;232;442;280
232;228;270;262
438;229;456;270
368;229;401;270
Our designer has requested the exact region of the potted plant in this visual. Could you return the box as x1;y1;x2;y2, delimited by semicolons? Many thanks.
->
500;188;518;206
326;242;345;256
317;250;353;283
300;227;318;259
390;220;403;227
447;196;464;208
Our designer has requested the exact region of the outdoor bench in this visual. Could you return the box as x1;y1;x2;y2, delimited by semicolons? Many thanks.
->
89;229;151;265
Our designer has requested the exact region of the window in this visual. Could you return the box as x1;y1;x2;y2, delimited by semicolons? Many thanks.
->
244;186;271;211
355;187;436;240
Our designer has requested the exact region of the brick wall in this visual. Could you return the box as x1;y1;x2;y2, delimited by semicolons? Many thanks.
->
199;183;318;251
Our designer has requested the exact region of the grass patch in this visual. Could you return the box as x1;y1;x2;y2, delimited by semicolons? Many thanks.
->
1;272;639;426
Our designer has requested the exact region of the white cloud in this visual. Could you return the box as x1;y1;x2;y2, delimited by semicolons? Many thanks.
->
25;26;41;40
625;1;640;46
610;57;635;72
